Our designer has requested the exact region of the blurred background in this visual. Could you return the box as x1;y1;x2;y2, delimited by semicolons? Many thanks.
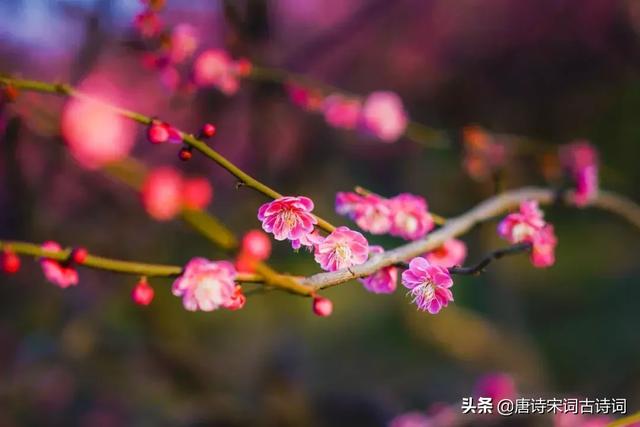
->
1;0;640;425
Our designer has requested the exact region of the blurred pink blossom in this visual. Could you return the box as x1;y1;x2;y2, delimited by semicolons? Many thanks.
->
182;177;213;211
193;49;242;95
61;91;136;169
530;225;557;268
359;91;408;142
401;256;453;314
389;411;432;427
322;94;362;130
168;24;198;63
40;241;78;288
141;167;183;221
425;239;467;268
314;226;369;271
497;200;546;244
241;230;272;261
473;373;517;402
462;125;507;181
172;258;236;312
560;141;599;207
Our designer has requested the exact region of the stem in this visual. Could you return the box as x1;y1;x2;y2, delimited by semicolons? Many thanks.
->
0;76;336;234
301;187;640;291
448;242;532;275
248;65;451;149
0;240;262;282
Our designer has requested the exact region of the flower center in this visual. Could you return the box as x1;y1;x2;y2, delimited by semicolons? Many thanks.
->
282;209;297;228
335;243;352;263
512;223;535;242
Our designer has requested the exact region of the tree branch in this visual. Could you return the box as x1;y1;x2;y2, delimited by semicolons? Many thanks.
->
448;242;532;275
0;76;336;234
301;187;640;291
0;240;262;282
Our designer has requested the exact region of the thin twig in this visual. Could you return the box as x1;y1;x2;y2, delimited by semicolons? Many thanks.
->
448;242;532;275
0;76;336;234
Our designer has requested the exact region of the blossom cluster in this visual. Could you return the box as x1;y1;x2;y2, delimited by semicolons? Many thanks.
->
497;200;557;268
462;125;508;181
288;87;409;142
172;258;245;311
336;191;434;240
141;166;213;221
560;141;599;207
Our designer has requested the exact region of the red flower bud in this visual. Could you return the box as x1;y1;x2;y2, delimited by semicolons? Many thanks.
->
1;251;20;274
312;296;333;317
201;123;216;138
132;279;154;306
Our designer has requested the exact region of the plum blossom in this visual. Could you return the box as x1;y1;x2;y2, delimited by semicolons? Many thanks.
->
291;229;324;251
182;177;213;210
425;239;467;268
314;226;369;271
530;225;557;268
359;246;397;294
322;94;362;130
40;241;79;288
474;373;517;402
497;200;546;244
359;91;408;142
167;24;198;64
193;49;247;95
172;258;236;312
462;125;507;181
141;167;183;221
335;192;393;234
223;285;246;311
498;200;558;268
560;141;599;207
389;194;434;240
286;83;323;112
241;230;272;261
62;95;135;169
401;257;453;314
258;196;317;242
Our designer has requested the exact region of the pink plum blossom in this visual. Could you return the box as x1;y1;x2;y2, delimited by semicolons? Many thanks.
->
181;177;213;210
530;225;557;268
192;49;240;95
62;94;135;169
401;257;454;314
286;83;323;112
497;200;546;244
291;229;324;251
314;226;369;271
425;239;467;268
335;192;393;234
474;373;517;402
40;241;79;288
322;94;362;130
241;230;272;261
258;196;317;242
560;141;599;207
141;167;183;221
359;91;408;142
389;411;432;427
168;24;198;64
462;125;507;181
498;201;558;268
359;246;397;294
389;194;434;240
172;258;237;312
223;285;246;311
